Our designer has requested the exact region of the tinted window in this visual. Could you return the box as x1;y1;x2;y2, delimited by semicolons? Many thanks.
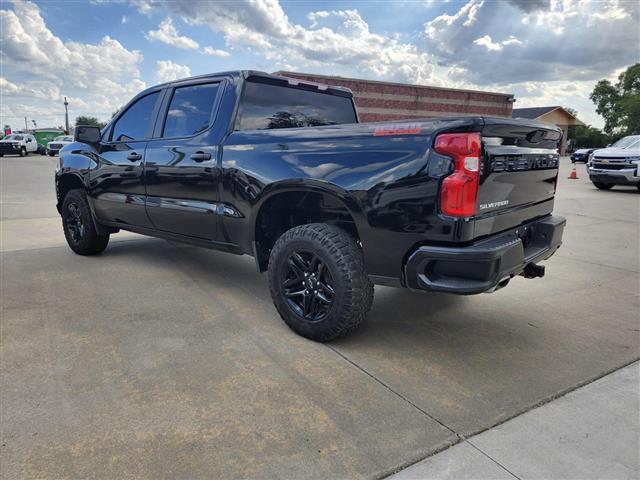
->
112;91;160;142
163;83;220;138
236;81;357;131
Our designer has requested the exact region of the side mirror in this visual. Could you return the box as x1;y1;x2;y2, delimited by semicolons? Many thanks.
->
75;125;101;144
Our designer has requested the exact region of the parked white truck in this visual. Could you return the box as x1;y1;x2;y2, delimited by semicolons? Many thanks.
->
0;133;38;157
587;135;640;191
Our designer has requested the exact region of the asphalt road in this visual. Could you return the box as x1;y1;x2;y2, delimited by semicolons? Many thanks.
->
1;155;639;479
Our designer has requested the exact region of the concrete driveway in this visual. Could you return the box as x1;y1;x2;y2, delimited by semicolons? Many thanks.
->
1;156;638;479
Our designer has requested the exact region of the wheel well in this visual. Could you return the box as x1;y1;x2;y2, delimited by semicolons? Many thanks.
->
254;191;359;271
56;174;84;209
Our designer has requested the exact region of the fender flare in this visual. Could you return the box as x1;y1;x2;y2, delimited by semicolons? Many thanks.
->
250;180;369;271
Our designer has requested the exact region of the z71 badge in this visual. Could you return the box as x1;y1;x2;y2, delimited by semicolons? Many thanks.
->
479;200;510;210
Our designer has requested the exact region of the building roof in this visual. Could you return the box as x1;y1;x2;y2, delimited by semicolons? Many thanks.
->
513;106;584;126
273;71;515;99
512;106;562;119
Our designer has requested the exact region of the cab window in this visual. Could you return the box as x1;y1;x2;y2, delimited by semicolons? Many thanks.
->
162;83;220;138
111;91;161;142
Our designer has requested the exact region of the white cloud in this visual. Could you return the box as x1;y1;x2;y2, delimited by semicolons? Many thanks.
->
155;60;191;83
0;1;144;127
134;1;439;85
202;46;230;57
473;35;522;52
146;17;199;50
425;0;638;85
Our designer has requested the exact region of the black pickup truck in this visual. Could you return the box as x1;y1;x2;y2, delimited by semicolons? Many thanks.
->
57;71;565;341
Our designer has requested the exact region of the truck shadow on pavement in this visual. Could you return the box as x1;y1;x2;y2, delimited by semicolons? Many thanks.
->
104;237;527;350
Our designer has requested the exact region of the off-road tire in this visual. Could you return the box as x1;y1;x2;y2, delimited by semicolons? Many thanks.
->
268;223;374;342
592;181;614;190
62;189;109;255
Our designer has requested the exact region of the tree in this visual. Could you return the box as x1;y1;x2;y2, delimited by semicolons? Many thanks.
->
590;63;640;136
568;124;611;149
564;107;578;118
75;115;106;129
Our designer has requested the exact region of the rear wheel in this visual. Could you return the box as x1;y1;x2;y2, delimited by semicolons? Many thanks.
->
592;181;614;190
268;223;373;342
62;189;109;255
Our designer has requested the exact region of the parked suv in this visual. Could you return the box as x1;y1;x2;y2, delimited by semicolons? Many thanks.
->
587;135;640;191
56;71;566;341
570;148;594;163
0;133;38;157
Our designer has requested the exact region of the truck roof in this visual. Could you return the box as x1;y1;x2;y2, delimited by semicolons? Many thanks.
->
146;70;354;98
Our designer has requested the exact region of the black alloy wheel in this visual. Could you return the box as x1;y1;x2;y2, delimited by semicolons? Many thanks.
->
281;250;334;321
268;223;373;342
65;202;85;243
61;189;110;255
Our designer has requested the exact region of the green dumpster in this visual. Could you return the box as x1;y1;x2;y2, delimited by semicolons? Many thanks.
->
33;129;65;155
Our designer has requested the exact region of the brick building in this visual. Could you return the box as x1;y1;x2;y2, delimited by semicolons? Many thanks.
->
274;71;515;122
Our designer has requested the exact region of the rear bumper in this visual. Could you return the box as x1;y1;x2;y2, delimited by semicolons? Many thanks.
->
404;215;566;294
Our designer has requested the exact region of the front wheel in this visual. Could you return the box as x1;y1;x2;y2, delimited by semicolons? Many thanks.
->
62;189;109;255
268;223;374;342
19;147;27;157
592;181;614;190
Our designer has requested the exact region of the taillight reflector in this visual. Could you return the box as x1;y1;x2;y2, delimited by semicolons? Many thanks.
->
434;132;481;217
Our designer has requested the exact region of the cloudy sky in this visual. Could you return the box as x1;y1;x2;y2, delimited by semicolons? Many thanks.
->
1;0;638;130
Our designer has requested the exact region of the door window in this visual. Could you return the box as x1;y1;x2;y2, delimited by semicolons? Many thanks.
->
162;83;220;138
111;91;160;142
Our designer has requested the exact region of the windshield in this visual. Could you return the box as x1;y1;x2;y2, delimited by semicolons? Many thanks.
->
611;136;640;149
3;135;23;140
54;135;72;142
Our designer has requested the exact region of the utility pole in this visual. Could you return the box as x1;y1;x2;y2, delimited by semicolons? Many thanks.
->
64;97;69;133
24;116;28;132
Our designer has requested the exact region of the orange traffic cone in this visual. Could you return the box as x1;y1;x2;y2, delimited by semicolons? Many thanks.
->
568;165;578;179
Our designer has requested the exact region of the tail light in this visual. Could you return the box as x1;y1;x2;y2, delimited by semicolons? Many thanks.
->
434;132;481;217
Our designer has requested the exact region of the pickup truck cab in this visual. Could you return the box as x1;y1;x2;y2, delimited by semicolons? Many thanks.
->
56;70;566;341
0;133;38;157
587;135;640;191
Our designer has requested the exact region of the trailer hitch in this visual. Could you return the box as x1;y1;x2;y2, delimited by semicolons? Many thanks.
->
521;263;545;279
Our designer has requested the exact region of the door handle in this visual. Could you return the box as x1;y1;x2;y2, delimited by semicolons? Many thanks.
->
190;151;211;162
127;152;142;161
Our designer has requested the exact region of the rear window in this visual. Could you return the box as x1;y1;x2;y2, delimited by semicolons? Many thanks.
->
235;81;357;131
163;82;220;138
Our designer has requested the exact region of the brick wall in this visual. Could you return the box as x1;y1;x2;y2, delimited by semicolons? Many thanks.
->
274;72;514;122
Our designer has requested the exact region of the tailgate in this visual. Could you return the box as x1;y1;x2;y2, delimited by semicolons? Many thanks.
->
475;118;562;237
